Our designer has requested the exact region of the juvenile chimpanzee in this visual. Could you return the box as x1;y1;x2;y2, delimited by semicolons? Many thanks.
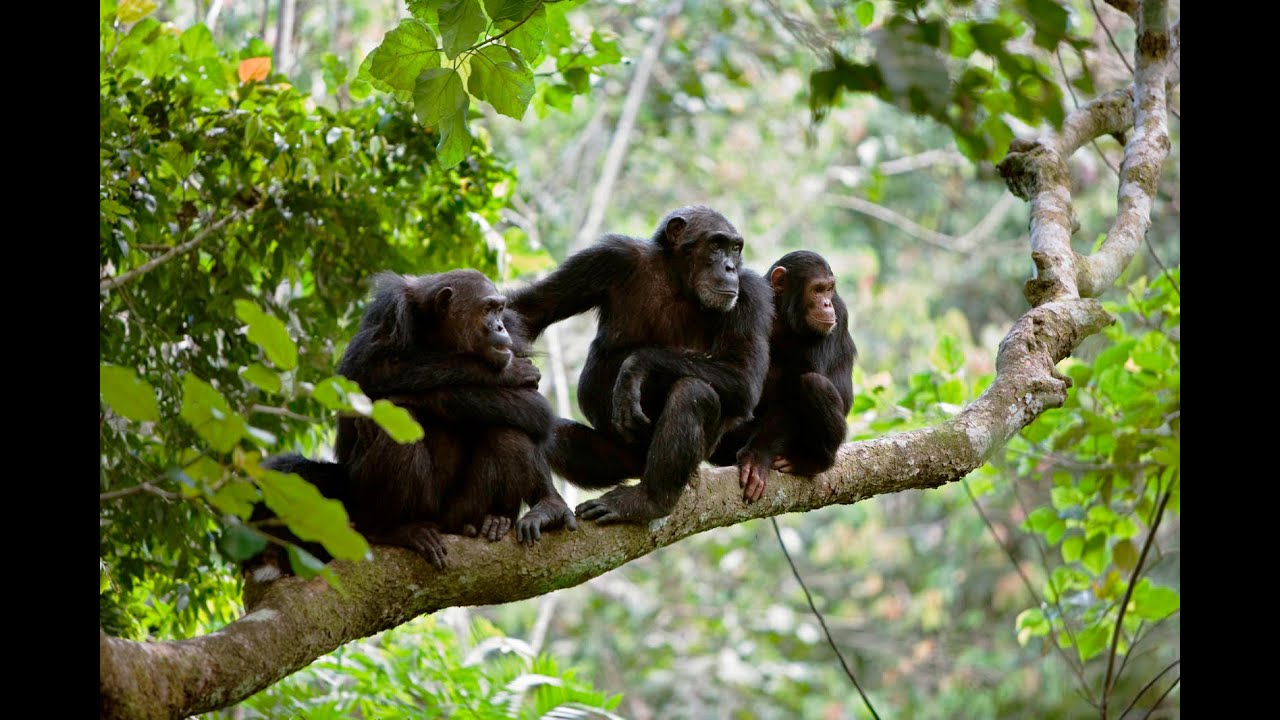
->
246;270;575;575
710;251;856;502
509;205;773;524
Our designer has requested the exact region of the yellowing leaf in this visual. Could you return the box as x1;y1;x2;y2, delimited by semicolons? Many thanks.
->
117;0;157;24
238;57;272;83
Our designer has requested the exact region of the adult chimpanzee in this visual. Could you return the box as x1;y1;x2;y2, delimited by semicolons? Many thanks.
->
710;251;856;502
247;270;575;575
508;205;772;524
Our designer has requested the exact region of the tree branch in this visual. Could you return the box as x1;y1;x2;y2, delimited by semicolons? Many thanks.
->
100;208;252;292
100;296;1113;719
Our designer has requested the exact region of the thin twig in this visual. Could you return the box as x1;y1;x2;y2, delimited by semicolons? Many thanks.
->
1118;658;1180;719
1057;48;1120;176
100;482;183;502
1091;0;1135;75
1143;235;1180;295
250;404;322;424
1140;676;1179;720
462;0;546;55
962;480;1091;690
1102;475;1176;716
771;517;881;720
101;207;253;292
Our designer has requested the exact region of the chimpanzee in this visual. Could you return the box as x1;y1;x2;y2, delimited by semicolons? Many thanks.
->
246;270;575;576
508;205;773;524
710;251;856;502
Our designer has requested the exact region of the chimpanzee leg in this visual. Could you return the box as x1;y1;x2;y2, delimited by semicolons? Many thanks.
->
578;377;721;524
775;372;846;476
547;418;646;489
444;428;528;542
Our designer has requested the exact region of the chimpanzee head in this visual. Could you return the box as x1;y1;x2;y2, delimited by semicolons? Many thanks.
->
769;251;840;336
371;269;514;370
654;205;745;312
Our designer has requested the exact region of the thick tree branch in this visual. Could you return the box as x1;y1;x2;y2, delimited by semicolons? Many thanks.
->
100;297;1112;719
996;5;1177;305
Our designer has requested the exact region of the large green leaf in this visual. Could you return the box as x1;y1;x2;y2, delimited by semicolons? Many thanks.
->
1075;623;1109;662
234;300;298;371
503;4;547;63
371;400;426;443
100;364;160;423
241;363;282;394
219;524;268;562
440;0;488;59
468;45;535;119
179;374;247;453
211;481;261;519
484;0;539;23
363;19;442;99
414;67;467;127
1132;580;1179;621
257;469;370;561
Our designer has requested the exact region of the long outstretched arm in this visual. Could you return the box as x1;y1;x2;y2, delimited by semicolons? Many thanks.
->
383;387;554;442
507;236;638;341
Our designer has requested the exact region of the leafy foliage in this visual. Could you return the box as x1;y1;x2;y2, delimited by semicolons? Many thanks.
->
360;0;624;168
99;0;536;636
215;615;624;719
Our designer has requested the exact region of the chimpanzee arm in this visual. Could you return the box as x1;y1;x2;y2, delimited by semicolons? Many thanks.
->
383;388;554;443
507;235;639;341
612;272;772;434
344;351;541;399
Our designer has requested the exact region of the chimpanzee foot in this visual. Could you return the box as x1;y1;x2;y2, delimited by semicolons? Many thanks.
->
480;514;513;542
516;498;579;543
576;485;673;525
381;522;448;570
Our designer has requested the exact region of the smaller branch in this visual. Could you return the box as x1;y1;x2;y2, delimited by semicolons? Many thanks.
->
101;208;252;292
463;1;546;55
1102;476;1175;713
249;404;322;424
1140;677;1179;720
99;482;183;502
1092;0;1136;75
1118;659;1180;720
962;480;1091;691
954;193;1020;248
571;0;684;251
823;194;966;252
1056;47;1120;177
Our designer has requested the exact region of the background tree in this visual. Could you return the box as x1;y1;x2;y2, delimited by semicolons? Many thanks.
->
99;1;1179;717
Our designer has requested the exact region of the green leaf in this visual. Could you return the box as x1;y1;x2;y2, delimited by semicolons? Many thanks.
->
1024;0;1069;50
179;24;217;60
363;19;441;98
1061;533;1083;563
434;92;472;168
100;364;160;423
484;0;538;23
117;0;156;24
1044;518;1066;546
949;23;976;59
241;363;282;394
440;0;487;59
851;393;876;412
969;21;1014;55
414;67;467;126
1081;533;1108;575
312;376;366;410
1132;331;1174;372
855;1;875;27
1132;581;1179;621
504;5;548;62
938;377;966;405
179;374;247;453
1015;607;1048;646
286;544;334;580
371;400;426;443
1075;623;1109;662
234;300;298;370
1024;506;1056;532
468;45;535;119
211;482;261;519
258;469;370;561
965;474;994;498
930;335;964;375
219;524;268;562
322;52;349;95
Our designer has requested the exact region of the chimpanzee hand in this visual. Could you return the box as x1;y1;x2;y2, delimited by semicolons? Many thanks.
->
735;447;771;504
611;355;649;442
503;356;542;389
382;521;448;570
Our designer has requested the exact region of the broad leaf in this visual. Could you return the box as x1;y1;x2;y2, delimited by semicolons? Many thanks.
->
179;374;247;453
364;19;442;98
371;400;426;443
468;45;535;119
100;364;160;423
235;300;298;370
258;469;370;561
440;0;487;59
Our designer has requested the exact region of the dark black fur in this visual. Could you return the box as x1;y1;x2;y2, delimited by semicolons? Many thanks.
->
246;270;575;576
509;206;773;524
711;251;856;502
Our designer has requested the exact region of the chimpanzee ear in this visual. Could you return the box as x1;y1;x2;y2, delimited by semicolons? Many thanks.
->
659;216;688;248
433;286;454;315
769;266;787;294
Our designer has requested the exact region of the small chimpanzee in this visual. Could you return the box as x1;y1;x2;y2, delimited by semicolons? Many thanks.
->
508;205;773;524
247;270;575;575
710;251;856;502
